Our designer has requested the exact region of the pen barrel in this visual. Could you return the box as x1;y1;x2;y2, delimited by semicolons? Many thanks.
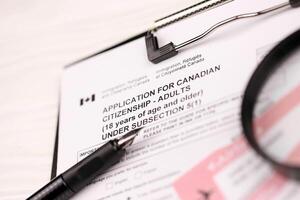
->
62;140;125;192
27;141;125;200
27;175;74;200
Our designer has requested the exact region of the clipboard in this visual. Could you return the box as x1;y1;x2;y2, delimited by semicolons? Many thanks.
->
49;0;300;198
51;0;299;185
50;0;233;178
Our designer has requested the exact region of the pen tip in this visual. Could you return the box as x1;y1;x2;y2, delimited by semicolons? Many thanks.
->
117;128;143;149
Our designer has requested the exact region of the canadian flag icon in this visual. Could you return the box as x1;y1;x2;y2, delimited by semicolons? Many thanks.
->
80;94;95;106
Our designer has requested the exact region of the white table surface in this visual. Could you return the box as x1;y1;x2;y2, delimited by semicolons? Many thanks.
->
0;0;200;199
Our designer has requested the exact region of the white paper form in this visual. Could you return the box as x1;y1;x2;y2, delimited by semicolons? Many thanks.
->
58;0;300;199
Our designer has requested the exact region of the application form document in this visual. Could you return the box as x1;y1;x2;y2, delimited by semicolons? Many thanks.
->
58;0;300;199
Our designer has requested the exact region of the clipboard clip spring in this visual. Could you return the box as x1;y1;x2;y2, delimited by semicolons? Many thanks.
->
146;0;299;64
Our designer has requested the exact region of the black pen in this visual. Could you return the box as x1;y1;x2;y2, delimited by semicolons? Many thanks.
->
27;128;142;200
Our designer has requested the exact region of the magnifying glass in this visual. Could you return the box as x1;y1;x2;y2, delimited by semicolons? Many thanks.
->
242;29;300;179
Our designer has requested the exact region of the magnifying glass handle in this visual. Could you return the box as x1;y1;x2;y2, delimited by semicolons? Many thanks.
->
290;0;300;7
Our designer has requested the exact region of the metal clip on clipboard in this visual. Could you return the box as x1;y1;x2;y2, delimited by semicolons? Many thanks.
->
146;0;300;64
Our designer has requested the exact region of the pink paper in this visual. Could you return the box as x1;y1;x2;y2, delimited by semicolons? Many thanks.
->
174;84;300;200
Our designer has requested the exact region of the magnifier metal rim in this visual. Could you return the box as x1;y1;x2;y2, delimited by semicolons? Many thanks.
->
241;29;300;179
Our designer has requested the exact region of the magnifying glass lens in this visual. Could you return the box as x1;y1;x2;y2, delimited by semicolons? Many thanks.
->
253;47;300;166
